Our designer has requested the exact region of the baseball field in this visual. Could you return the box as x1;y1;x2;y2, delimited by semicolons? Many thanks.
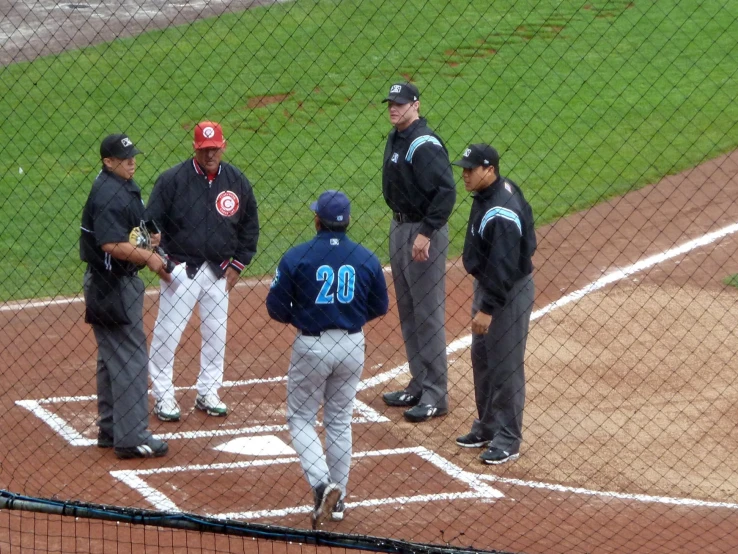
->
2;0;738;552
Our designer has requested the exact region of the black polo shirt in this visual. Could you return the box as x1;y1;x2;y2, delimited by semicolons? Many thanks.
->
80;168;145;275
382;118;456;238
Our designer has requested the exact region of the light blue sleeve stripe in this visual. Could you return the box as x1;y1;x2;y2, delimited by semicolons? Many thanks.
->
405;135;442;163
479;207;522;235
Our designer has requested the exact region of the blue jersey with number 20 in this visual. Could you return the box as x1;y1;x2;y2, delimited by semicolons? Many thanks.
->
266;230;389;333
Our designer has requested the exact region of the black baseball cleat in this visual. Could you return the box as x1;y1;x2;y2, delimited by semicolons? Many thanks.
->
115;437;169;460
97;431;114;448
479;446;519;465
312;483;341;529
456;432;491;448
403;404;448;423
382;390;420;407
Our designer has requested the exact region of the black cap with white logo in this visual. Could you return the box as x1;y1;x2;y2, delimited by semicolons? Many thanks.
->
452;144;500;169
382;82;420;105
100;134;142;159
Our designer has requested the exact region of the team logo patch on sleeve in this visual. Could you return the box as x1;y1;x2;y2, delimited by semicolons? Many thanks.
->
215;191;239;216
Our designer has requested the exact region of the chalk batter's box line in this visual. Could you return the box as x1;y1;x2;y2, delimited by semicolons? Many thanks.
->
17;220;738;446
15;376;389;447
110;446;504;515
14;224;738;514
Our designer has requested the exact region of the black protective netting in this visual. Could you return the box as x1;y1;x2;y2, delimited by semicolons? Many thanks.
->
2;0;738;552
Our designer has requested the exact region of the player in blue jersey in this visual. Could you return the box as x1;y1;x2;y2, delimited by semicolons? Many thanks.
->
266;190;389;529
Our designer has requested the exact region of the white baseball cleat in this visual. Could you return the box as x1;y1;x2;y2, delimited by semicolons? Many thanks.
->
154;398;181;422
195;393;228;417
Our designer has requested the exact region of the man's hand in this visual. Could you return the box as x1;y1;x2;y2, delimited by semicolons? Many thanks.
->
472;311;492;335
147;254;172;283
225;266;240;293
412;233;431;262
150;233;161;248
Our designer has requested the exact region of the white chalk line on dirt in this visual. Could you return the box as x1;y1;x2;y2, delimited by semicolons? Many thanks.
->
15;372;387;445
477;474;738;511
13;222;738;512
0;267;393;313
0;276;270;313
110;446;503;514
362;220;738;391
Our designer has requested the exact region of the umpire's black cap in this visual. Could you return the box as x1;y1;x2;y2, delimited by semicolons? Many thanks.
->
382;82;420;104
452;144;500;169
100;134;141;159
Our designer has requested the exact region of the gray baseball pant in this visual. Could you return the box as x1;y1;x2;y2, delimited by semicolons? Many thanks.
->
286;330;365;498
470;275;534;452
85;273;152;448
389;220;449;409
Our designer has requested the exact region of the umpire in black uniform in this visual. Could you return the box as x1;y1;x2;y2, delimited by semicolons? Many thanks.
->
80;134;171;459
380;82;456;422
453;144;536;465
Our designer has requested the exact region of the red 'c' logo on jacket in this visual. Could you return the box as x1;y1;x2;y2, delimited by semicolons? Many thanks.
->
216;191;239;217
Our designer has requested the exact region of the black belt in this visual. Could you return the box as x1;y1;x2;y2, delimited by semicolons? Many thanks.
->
393;212;423;224
301;328;361;337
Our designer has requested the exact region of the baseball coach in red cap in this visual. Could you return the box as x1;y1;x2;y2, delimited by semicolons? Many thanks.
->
145;121;260;422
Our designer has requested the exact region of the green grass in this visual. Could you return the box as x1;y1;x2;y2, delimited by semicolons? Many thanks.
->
2;0;738;300
724;275;738;289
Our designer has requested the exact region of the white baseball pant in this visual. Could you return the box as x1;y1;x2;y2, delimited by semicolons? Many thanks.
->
149;263;229;402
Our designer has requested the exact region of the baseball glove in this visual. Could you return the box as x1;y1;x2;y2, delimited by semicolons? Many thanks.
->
128;223;152;249
129;221;175;274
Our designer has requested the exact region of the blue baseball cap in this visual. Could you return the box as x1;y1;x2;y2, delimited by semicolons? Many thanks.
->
310;190;351;224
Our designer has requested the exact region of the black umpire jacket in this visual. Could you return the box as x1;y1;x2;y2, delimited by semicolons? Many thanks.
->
145;159;259;272
463;176;536;315
382;118;456;238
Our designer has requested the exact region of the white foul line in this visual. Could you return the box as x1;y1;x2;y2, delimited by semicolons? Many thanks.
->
477;474;738;511
533;221;738;320
0;276;270;313
16;222;738;514
16;223;738;441
362;221;738;390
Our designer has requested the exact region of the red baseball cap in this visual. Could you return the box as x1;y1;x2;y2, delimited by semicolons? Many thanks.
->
193;121;226;150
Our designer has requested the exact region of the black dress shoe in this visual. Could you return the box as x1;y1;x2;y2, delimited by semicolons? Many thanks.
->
403;404;448;422
97;431;114;448
383;390;419;407
115;437;168;459
479;446;519;465
455;432;491;448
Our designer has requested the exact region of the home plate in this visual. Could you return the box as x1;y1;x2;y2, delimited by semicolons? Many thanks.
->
214;435;295;456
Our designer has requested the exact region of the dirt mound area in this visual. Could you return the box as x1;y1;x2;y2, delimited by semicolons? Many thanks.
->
384;282;738;503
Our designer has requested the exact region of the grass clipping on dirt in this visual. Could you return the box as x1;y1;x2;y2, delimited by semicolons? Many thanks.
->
387;282;738;503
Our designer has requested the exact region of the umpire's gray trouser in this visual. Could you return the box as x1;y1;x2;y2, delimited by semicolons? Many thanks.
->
286;330;365;498
84;272;152;448
389;220;449;409
470;275;534;452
